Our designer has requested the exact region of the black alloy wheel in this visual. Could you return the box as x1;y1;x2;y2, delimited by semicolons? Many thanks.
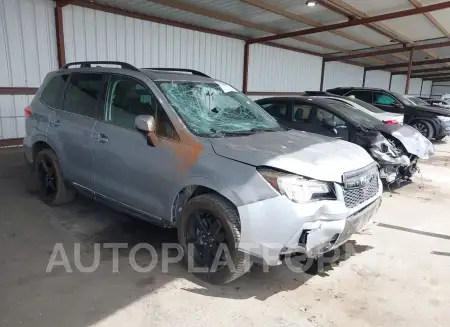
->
178;193;252;284
412;120;433;140
34;149;75;206
185;210;228;270
38;156;58;200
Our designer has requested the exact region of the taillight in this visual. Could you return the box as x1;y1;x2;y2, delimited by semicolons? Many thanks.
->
24;106;32;117
383;120;398;124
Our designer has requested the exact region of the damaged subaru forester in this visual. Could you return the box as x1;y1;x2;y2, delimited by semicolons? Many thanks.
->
24;62;382;284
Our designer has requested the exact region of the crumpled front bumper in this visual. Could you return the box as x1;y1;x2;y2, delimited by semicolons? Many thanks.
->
237;180;383;266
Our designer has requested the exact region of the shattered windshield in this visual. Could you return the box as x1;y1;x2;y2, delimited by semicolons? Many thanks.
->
156;81;281;136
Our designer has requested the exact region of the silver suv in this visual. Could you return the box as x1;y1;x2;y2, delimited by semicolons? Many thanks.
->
24;61;382;283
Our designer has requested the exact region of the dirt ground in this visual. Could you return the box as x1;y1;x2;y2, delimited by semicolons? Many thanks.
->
1;142;449;327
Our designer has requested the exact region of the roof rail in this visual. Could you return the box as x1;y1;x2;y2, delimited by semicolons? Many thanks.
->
304;91;329;95
61;61;140;71
144;68;210;78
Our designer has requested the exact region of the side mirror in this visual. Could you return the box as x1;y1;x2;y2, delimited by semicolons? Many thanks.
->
135;115;156;133
392;102;403;108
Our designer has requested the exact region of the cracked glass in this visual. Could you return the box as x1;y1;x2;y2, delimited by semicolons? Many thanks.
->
156;81;281;136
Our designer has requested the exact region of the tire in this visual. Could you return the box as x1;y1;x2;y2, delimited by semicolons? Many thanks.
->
178;193;252;284
34;149;75;206
412;120;433;140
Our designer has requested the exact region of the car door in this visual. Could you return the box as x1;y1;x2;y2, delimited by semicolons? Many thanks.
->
373;91;404;114
47;72;104;190
92;74;180;221
305;106;349;140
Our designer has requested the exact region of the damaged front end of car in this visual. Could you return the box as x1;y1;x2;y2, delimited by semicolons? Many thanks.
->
354;125;435;184
370;137;417;184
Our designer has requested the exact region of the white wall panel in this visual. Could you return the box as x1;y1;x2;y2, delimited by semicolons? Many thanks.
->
0;95;33;139
408;78;422;96
390;75;406;94
0;0;58;87
431;82;450;97
421;80;432;97
323;62;364;90
247;44;322;92
365;70;390;89
63;5;244;90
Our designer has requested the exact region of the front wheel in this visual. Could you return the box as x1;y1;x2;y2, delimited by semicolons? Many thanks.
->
178;194;252;284
412;120;434;140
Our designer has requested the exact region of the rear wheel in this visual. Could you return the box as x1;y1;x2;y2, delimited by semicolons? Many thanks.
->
178;194;251;284
34;149;75;206
412;120;433;140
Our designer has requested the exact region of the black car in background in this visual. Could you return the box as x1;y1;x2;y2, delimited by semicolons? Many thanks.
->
256;96;435;184
327;87;450;140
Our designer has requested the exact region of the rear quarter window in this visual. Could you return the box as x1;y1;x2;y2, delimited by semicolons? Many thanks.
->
40;74;69;109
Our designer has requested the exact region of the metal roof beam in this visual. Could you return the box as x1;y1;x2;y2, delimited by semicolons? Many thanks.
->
392;67;450;75
248;2;450;44
319;0;450;68
367;57;450;71
409;0;450;38
317;0;407;43
412;73;450;79
325;40;450;61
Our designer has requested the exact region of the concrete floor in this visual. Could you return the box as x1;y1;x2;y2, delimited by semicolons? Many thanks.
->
1;143;449;327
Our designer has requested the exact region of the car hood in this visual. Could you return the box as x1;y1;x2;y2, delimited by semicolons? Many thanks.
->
375;123;435;159
405;104;450;117
209;129;374;183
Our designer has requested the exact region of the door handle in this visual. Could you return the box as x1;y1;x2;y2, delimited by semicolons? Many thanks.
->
50;119;61;127
93;133;109;143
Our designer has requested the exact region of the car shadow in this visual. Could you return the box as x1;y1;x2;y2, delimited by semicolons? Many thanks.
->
0;148;374;327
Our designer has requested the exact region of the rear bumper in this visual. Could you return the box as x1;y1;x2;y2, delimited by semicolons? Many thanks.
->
23;135;33;165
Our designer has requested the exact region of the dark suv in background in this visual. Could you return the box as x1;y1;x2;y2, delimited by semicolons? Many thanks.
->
327;87;450;140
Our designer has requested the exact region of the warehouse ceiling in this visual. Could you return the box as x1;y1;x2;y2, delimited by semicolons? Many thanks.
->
71;0;450;80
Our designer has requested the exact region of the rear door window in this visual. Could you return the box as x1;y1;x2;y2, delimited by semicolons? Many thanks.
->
40;74;69;109
373;92;397;105
346;90;373;103
63;73;105;119
293;104;312;121
260;102;289;121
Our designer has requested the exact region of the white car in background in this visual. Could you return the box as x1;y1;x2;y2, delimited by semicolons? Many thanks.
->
325;95;404;124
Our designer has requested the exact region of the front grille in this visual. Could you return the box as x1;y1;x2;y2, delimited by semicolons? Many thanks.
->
343;164;379;209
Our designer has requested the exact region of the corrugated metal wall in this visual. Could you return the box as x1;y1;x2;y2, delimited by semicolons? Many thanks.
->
432;82;450;97
322;62;364;90
408;78;422;96
0;0;58;140
365;70;390;89
421;80;432;97
62;5;244;90
0;95;32;140
389;75;406;94
247;44;322;92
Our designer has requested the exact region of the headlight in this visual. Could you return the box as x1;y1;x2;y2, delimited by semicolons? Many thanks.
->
437;116;450;122
258;168;335;203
